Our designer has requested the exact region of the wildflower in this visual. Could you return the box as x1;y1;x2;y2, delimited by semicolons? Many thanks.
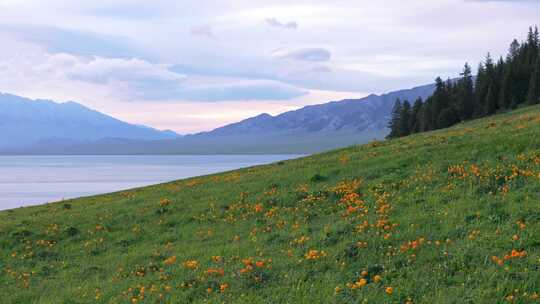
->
356;278;368;288
163;256;177;266
183;260;198;270
373;275;382;283
503;249;527;260
206;268;225;276
254;204;263;213
491;256;504;266
356;241;368;248
335;286;342;293
385;286;394;295
304;250;327;260
294;235;311;245
159;198;171;207
220;283;229;293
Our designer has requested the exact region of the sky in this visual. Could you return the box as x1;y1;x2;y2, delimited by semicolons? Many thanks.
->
0;0;539;134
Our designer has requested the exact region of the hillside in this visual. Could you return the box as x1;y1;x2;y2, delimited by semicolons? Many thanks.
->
0;93;178;149
0;105;539;303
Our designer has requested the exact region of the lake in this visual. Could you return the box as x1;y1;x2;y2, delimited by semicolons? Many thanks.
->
0;155;299;211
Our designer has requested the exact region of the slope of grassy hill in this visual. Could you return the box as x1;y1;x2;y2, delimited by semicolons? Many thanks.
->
1;105;539;304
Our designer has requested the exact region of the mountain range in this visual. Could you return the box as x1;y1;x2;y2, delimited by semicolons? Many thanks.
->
0;83;435;154
0;93;178;149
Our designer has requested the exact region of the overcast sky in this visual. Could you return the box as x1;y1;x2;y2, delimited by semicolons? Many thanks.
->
0;0;538;133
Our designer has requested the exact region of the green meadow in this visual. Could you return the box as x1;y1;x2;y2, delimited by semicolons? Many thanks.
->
1;105;539;303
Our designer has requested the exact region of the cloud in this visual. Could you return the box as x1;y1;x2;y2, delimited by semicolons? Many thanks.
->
0;36;307;102
265;18;298;29
0;25;146;59
274;48;331;62
190;25;216;39
179;80;308;102
65;57;307;101
66;57;186;99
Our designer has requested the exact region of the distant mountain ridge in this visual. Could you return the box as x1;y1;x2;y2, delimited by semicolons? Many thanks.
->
0;83;435;154
198;83;435;137
0;93;178;149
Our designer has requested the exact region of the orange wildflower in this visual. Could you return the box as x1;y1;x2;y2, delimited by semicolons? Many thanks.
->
163;256;177;266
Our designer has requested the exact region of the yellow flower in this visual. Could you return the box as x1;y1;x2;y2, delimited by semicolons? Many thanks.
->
304;249;326;260
183;260;198;270
385;286;394;295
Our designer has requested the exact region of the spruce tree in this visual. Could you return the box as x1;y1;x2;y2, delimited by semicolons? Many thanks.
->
484;84;497;115
384;26;540;138
513;36;530;104
387;99;402;139
474;63;488;117
399;100;412;136
419;100;433;132
410;98;423;133
508;39;521;61
527;26;538;65
499;61;514;110
458;63;475;120
431;77;447;129
527;54;540;105
437;107;456;129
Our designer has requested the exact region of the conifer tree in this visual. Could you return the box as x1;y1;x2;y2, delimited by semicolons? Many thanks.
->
458;63;475;120
431;77;448;129
410;98;423;133
437;107;457;129
508;39;521;61
484;84;497;115
474;63;488;117
399;100;412;136
389;26;540;139
387;99;402;139
527;55;540;105
526;26;539;65
419;100;433;132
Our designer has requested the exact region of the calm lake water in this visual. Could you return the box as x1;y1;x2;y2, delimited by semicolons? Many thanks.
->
0;155;299;211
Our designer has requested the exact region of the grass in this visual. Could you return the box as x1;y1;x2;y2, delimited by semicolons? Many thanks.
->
0;105;539;304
